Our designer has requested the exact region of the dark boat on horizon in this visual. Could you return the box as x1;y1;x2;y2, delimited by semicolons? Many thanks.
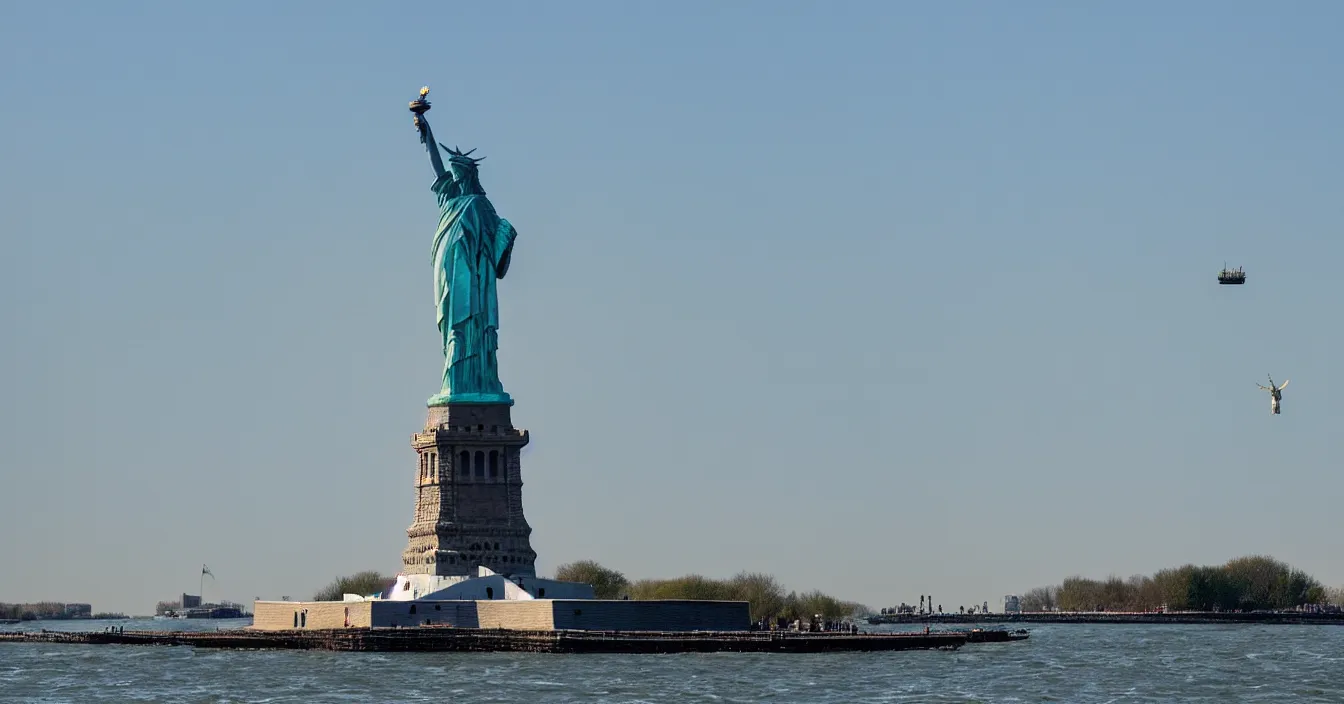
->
1218;265;1247;285
183;605;248;619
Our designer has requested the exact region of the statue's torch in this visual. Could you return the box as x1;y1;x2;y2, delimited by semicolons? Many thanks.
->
410;86;431;131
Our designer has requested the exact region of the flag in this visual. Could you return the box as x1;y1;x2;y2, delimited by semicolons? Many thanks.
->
202;564;213;577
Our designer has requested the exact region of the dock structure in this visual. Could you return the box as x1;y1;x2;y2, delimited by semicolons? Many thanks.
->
0;627;1025;653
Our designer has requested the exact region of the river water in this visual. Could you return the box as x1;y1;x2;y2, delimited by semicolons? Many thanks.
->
2;619;1341;702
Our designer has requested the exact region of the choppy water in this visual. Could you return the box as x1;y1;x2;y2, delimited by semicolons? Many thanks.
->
2;619;1342;702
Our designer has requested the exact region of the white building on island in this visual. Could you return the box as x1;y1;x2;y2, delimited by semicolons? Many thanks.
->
341;566;595;603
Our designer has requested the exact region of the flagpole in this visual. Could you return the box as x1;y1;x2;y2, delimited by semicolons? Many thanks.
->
200;565;204;606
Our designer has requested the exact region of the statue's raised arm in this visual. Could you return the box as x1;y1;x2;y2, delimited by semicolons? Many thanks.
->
410;87;446;179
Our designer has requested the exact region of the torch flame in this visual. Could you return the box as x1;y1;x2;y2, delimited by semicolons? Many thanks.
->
419;86;430;97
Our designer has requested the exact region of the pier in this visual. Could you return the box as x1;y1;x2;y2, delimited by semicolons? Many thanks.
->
0;627;1027;653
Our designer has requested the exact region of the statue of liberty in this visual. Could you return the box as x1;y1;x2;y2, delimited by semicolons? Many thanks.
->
409;88;516;407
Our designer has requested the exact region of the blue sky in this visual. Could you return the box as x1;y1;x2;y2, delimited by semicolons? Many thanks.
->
2;1;1342;614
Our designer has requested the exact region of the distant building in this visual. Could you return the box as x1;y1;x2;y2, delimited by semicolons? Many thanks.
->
63;603;92;618
181;594;202;608
1003;595;1021;613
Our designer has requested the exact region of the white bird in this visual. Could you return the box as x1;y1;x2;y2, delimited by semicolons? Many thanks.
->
1256;375;1290;415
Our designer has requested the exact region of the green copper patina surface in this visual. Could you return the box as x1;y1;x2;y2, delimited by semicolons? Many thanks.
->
411;88;516;407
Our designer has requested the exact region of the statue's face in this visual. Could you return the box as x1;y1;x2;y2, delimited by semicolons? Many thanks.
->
449;161;474;182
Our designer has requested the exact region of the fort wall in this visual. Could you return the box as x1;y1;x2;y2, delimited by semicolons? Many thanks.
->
251;599;748;632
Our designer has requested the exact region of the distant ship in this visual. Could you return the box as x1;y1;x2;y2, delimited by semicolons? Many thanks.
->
157;589;250;620
156;604;248;619
1217;265;1246;285
183;605;247;619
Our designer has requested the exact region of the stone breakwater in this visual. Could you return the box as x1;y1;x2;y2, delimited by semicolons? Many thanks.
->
0;627;1027;653
866;611;1344;626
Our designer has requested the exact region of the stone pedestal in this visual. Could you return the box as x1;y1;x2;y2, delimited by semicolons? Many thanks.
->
402;403;536;577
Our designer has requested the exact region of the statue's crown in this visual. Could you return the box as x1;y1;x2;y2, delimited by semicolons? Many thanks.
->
441;144;485;166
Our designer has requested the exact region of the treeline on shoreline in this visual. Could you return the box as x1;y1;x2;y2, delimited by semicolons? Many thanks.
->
1021;555;1342;612
312;563;867;622
0;603;126;621
555;561;868;622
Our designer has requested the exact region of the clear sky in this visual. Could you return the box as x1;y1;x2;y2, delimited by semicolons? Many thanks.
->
2;1;1342;615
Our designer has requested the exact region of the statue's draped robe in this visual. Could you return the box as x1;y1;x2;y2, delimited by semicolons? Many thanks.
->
430;173;516;404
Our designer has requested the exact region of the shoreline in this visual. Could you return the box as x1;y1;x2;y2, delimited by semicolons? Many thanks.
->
867;612;1344;626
